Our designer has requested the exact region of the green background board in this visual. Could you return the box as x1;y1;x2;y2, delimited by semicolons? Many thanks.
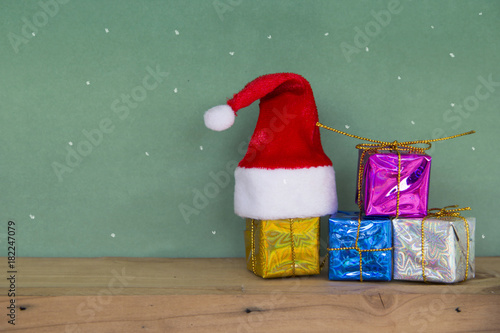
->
1;0;498;258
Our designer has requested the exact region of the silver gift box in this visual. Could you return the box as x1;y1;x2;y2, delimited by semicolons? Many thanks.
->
392;217;475;283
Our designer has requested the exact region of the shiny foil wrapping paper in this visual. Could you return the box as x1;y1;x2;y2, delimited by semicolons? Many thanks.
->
244;217;320;278
357;150;431;217
393;217;475;283
328;212;392;281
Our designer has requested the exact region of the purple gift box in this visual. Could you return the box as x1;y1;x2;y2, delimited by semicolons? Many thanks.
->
356;150;431;217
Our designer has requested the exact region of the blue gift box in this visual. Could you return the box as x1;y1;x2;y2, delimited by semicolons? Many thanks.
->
328;211;393;281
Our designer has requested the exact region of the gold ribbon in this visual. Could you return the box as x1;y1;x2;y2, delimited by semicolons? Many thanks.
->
316;122;475;148
327;212;393;282
250;218;297;277
319;253;329;271
289;218;296;277
250;219;256;275
317;122;475;217
420;205;471;282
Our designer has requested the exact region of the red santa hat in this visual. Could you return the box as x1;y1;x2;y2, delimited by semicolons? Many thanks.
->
204;73;337;220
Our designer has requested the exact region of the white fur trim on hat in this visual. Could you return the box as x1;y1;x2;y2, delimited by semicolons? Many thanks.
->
204;104;235;131
234;166;337;219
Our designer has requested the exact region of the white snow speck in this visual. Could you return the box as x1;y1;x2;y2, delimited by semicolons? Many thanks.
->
479;12;483;16
365;47;369;52
450;103;455;107
324;32;329;36
111;233;116;238
199;146;203;151
105;28;109;33
229;51;235;56
29;214;35;220
145;152;149;156
411;120;415;125
69;141;73;146
472;147;475;151
174;29;180;35
86;81;90;85
481;234;485;239
32;32;36;36
212;230;216;235
397;76;402;80
283;179;287;184
267;35;272;39
345;124;350;129
449;53;455;58
174;88;178;93
431;25;435;29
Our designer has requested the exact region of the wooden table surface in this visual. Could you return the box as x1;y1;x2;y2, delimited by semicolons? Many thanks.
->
0;257;499;332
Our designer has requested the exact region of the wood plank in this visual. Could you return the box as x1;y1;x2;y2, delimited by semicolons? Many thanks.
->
2;257;499;296
1;294;499;332
0;257;498;332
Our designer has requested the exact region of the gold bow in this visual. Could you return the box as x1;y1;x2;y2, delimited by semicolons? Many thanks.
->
426;205;471;218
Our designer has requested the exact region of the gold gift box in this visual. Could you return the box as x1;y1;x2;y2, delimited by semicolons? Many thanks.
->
244;217;320;278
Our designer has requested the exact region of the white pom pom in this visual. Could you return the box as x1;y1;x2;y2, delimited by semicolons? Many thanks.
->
204;104;235;131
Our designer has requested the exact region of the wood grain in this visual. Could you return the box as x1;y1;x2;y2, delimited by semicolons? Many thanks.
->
0;257;499;332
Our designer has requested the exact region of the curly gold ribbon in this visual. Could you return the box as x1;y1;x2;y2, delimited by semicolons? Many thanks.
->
327;212;393;282
420;205;471;283
317;122;475;217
